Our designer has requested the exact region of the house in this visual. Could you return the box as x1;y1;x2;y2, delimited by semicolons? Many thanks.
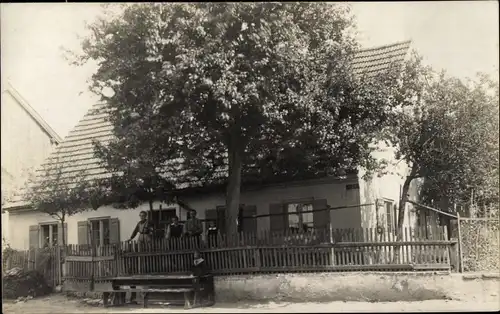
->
3;41;421;250
1;82;62;247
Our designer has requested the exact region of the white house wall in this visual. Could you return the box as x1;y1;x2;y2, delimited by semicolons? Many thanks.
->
1;91;57;194
358;141;419;229
8;178;363;250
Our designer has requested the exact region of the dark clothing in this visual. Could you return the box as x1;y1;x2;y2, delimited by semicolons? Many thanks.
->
130;220;154;243
167;223;183;238
191;258;209;277
207;227;218;247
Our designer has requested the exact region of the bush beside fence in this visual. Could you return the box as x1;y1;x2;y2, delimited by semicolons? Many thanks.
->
459;218;499;272
2;247;61;288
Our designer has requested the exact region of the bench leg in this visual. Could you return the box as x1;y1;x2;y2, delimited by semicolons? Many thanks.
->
142;292;149;308
103;292;110;307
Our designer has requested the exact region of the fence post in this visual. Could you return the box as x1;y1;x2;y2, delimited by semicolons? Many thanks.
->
449;238;459;272
329;223;335;266
456;213;463;273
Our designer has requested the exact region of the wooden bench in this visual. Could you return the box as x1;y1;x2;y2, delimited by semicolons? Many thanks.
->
101;274;215;309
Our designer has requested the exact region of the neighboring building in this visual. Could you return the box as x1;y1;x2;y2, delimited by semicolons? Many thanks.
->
4;41;421;250
1;82;62;247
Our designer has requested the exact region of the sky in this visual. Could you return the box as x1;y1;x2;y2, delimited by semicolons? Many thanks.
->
1;2;499;139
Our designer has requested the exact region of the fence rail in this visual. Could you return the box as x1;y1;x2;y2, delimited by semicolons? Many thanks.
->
62;226;457;290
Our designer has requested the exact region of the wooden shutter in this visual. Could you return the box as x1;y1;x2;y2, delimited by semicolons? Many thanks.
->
242;205;257;234
313;199;329;230
216;206;226;234
29;225;40;249
77;221;89;245
58;223;68;246
269;203;285;232
109;218;120;244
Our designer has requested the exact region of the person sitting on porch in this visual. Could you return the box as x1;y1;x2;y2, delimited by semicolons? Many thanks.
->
184;209;203;247
165;215;183;241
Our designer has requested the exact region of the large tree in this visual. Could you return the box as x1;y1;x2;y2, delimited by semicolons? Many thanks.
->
78;3;401;236
388;66;499;236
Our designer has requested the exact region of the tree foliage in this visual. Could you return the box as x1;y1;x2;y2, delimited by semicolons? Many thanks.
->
25;159;105;247
78;3;404;235
388;58;499;232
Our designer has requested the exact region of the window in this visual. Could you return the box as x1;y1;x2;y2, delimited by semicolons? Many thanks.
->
286;203;314;233
40;223;58;248
385;200;395;232
89;218;110;246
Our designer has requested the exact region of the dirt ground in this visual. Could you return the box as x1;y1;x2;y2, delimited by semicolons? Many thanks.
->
3;294;499;313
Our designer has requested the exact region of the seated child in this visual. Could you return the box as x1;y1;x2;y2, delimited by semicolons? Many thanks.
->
191;250;210;277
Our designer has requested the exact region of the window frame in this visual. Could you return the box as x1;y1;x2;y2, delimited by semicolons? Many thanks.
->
39;222;59;248
88;216;111;246
283;198;314;232
382;198;396;233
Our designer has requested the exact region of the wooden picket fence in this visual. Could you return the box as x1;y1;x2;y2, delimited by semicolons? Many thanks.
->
3;247;61;288
63;226;458;289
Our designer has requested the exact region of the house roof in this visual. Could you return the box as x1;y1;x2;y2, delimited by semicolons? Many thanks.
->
2;82;63;144
351;40;411;77
4;40;412;209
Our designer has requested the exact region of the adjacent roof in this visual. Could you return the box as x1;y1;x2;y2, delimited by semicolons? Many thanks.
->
351;40;411;77
2;82;63;144
5;40;412;209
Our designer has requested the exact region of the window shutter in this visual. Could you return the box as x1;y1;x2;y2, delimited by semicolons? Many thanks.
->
29;225;40;249
269;203;284;232
58;223;68;246
216;206;226;234
242;205;257;234
77;221;89;245
312;199;329;230
109;218;120;244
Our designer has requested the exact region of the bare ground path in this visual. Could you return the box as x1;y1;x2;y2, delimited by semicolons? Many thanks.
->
3;294;499;313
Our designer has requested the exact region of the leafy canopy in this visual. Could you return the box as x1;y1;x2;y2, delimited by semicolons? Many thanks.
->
77;3;404;232
390;62;499;214
25;160;105;222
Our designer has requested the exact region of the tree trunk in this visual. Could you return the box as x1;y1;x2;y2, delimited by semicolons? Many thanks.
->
396;166;418;240
225;143;243;245
60;216;66;286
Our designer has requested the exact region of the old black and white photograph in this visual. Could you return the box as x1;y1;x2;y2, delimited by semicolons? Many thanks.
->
1;2;499;313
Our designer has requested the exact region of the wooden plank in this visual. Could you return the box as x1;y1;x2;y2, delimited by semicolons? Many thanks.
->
65;255;115;262
412;264;450;271
111;274;194;280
